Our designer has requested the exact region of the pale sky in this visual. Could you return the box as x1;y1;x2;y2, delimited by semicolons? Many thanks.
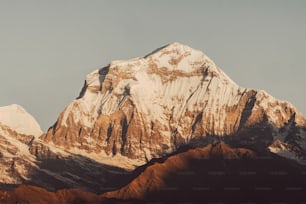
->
1;0;305;131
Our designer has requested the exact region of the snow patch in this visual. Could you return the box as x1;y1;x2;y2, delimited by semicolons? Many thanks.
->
0;127;36;162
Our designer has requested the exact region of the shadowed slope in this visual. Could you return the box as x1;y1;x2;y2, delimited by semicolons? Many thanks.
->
0;185;102;204
1;143;306;203
103;142;306;203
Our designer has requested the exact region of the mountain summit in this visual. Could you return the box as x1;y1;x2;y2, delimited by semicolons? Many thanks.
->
1;43;306;203
0;104;42;137
42;42;306;167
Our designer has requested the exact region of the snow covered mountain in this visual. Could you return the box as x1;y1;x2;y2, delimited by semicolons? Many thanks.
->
0;104;133;192
0;104;42;137
42;42;306;167
0;104;42;184
1;43;306;203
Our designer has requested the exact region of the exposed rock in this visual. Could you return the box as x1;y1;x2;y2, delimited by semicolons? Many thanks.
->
103;142;306;203
0;185;102;204
42;43;306;167
1;143;306;204
0;105;134;193
0;124;37;184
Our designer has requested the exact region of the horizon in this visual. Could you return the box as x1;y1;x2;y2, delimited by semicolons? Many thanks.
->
1;0;306;130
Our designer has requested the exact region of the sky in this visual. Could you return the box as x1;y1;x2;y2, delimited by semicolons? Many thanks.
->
0;0;305;131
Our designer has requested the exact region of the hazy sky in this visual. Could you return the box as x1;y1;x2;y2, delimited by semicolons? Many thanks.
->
1;0;305;131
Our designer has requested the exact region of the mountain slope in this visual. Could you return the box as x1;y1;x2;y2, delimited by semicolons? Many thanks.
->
0;185;102;204
104;142;256;200
0;105;42;184
103;142;306;203
0;105;134;193
42;42;306;167
1;143;305;204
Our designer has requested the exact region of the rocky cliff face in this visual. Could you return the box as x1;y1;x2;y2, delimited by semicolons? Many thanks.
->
0;105;132;192
0;125;36;184
0;105;42;184
42;42;306;167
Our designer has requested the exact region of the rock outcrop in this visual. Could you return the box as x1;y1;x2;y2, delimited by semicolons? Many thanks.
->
0;105;42;184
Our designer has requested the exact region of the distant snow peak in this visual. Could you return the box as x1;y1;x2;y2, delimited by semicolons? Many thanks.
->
0;104;42;137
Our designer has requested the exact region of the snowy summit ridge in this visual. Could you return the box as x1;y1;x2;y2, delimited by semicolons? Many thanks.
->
0;104;42;137
41;42;306;167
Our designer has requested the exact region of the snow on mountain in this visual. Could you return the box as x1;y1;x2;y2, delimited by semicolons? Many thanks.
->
0;104;42;184
0;125;37;184
41;42;306;167
0;104;42;137
0;104;135;191
1;43;306;197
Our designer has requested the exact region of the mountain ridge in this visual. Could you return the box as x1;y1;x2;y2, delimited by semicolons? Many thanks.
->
41;42;306;167
1;42;306;201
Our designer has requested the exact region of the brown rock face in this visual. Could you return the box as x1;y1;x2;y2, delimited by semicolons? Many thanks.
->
0;185;102;204
0;124;36;184
41;43;306;167
103;143;306;203
1;143;305;204
103;142;256;200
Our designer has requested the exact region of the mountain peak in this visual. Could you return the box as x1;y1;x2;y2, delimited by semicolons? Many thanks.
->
143;42;186;57
43;43;306;168
151;42;196;53
162;42;195;52
143;42;238;86
145;42;211;71
3;104;25;112
0;104;42;137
